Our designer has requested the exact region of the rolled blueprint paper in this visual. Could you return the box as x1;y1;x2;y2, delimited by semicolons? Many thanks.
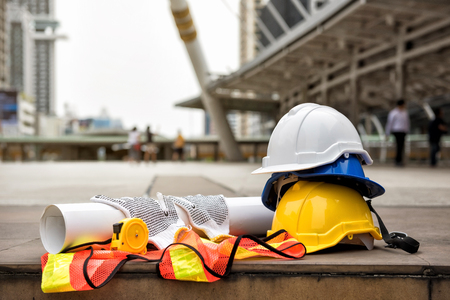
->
226;197;274;236
40;197;273;254
40;203;125;254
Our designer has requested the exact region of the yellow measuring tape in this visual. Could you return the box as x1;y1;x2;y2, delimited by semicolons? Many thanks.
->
111;218;149;254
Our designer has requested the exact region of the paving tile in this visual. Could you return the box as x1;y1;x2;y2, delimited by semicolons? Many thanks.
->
149;175;237;197
0;162;449;297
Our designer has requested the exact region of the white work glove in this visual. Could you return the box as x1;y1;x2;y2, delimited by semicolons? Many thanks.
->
166;194;232;242
91;195;187;249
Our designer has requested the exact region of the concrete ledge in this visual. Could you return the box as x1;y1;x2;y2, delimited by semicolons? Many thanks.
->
1;167;450;299
1;271;449;299
1;206;450;299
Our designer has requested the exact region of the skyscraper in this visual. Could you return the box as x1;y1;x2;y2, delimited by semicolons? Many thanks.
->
236;0;273;137
0;0;6;88
7;0;62;116
239;0;261;66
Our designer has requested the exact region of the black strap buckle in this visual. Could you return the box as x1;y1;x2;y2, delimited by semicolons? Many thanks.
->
366;200;420;254
385;231;408;249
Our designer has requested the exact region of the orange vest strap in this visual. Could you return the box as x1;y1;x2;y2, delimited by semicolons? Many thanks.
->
41;229;306;292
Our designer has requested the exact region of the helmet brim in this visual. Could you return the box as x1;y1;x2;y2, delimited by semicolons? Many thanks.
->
252;162;322;175
252;151;373;175
260;154;384;211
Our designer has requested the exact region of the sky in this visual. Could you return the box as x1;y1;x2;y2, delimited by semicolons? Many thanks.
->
55;0;241;138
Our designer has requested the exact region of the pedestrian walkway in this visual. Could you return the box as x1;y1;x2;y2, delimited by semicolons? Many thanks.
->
0;162;449;299
1;161;449;205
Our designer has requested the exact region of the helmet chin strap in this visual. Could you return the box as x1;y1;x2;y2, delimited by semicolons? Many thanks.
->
366;200;420;254
274;174;299;208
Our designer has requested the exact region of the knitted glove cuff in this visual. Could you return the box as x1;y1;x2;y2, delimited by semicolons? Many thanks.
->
169;194;230;240
148;221;187;249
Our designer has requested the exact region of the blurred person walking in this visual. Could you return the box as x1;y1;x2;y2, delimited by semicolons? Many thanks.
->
144;126;158;163
172;130;185;161
127;127;141;163
385;99;410;166
428;107;448;167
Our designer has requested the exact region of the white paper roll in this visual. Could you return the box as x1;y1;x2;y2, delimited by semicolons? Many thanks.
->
40;203;125;254
226;197;274;236
40;197;274;254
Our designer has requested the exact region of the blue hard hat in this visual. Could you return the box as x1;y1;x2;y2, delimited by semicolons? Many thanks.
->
261;154;385;211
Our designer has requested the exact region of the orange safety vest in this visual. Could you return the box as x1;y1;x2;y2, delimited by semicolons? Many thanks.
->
41;229;305;293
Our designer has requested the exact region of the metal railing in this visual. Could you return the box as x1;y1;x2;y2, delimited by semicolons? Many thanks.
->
361;134;450;165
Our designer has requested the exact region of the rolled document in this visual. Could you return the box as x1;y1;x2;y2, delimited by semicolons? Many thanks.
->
226;197;274;236
40;197;273;254
40;203;126;254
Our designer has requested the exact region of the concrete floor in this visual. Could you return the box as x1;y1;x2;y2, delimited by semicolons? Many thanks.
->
0;161;449;205
0;161;449;299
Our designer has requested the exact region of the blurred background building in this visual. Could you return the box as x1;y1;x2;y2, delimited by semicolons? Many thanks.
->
1;0;450;163
200;0;274;139
1;0;64;137
0;0;129;161
9;0;61;116
0;0;6;89
178;0;450;163
226;0;450;129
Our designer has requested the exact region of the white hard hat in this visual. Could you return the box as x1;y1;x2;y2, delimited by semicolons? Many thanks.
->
252;103;373;174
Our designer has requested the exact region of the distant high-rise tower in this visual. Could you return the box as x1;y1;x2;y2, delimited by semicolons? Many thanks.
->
239;0;261;65
235;0;273;137
0;0;6;88
7;0;62;116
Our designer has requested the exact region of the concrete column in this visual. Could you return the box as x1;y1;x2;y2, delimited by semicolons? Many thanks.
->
349;47;359;125
301;82;308;104
20;144;25;162
170;0;243;161
0;143;6;162
395;26;408;164
320;71;328;105
395;26;406;100
365;114;373;136
370;114;387;163
214;143;219;161
253;142;258;161
164;144;172;161
190;144;198;160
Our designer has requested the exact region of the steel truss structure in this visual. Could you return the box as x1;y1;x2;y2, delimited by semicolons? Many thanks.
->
208;0;450;126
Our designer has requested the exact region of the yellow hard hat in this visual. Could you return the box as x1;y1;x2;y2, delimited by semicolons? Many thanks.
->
268;180;382;253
